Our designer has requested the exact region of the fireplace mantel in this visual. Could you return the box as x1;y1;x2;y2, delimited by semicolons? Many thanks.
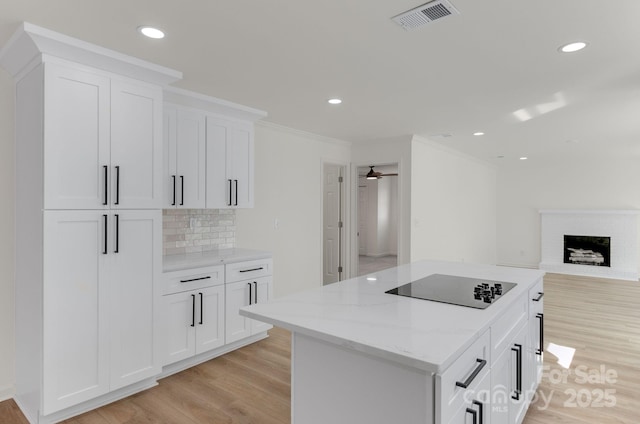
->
539;209;639;281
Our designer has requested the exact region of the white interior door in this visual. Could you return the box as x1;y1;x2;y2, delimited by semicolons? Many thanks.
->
323;163;342;285
358;185;368;256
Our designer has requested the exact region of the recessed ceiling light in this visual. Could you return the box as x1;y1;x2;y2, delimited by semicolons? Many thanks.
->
138;26;165;39
473;132;485;136
520;157;528;161
559;41;587;53
366;277;377;281
328;98;342;105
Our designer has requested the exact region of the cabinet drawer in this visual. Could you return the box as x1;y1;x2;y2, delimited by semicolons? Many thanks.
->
491;292;527;363
162;265;224;295
446;370;490;424
529;278;544;315
226;258;272;283
436;329;490;424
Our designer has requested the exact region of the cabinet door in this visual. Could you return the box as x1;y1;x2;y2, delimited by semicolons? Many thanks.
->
162;291;197;366
42;211;109;414
225;280;253;343
205;116;229;209
491;324;528;424
111;79;163;209
163;107;178;208
251;277;273;334
109;210;161;389
176;109;206;208
227;122;254;208
195;285;226;354
44;63;110;210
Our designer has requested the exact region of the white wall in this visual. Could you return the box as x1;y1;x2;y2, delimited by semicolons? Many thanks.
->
497;156;640;269
235;122;351;298
0;68;15;399
410;137;497;265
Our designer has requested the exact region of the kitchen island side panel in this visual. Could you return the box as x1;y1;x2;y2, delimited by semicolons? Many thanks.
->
292;332;434;424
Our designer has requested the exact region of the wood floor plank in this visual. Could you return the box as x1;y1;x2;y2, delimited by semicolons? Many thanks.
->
2;272;638;423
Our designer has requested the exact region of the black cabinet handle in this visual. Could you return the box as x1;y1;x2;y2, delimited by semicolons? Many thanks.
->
171;175;176;206
455;358;486;389
472;400;483;424
114;214;119;253
191;294;195;327
234;179;238;206
114;166;120;205
228;179;232;206
102;214;108;254
180;175;184;206
103;165;108;205
180;276;211;283
466;408;477;424
253;281;258;304
536;313;544;355
532;292;544;302
199;292;203;325
248;282;253;305
511;344;522;400
239;267;264;273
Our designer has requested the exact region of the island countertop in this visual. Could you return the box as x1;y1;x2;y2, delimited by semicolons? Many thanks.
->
240;260;544;374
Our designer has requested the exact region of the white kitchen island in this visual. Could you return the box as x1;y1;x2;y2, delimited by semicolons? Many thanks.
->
240;260;545;424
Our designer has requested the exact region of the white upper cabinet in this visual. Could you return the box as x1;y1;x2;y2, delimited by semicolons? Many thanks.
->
162;86;266;210
111;78;163;209
206;116;255;208
43;62;163;210
43;63;111;210
163;105;206;209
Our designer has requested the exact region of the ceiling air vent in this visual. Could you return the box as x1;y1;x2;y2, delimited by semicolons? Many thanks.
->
392;0;460;31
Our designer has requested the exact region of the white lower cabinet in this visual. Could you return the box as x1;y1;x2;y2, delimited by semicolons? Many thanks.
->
448;371;491;424
163;285;225;365
161;257;273;368
225;277;273;343
42;210;161;415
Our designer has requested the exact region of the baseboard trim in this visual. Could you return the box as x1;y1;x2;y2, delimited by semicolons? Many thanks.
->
17;378;158;424
0;384;14;402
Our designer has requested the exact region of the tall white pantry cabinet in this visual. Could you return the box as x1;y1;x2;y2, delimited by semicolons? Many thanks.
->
0;23;182;423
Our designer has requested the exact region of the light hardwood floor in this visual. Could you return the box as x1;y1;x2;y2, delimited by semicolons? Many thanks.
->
1;273;639;423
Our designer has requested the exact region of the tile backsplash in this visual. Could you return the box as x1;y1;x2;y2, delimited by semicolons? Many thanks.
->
163;209;236;255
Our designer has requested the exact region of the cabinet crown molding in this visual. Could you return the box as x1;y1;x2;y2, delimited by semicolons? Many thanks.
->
164;86;267;122
0;22;182;84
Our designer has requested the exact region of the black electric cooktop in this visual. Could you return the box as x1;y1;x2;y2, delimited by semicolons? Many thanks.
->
385;274;517;309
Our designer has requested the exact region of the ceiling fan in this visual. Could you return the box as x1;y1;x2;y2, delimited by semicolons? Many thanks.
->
360;166;398;180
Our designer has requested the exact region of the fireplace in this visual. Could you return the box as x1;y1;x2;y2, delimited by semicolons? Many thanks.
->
564;235;611;267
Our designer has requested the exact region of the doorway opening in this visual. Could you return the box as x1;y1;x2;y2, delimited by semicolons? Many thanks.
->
322;163;346;285
356;164;399;276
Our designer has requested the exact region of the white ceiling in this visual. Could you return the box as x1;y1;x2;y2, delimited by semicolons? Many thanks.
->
1;0;640;165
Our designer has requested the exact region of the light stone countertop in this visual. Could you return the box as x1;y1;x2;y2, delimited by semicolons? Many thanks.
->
240;260;544;374
163;248;272;272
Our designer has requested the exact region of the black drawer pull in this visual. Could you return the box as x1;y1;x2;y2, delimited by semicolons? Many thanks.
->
228;179;232;206
114;165;120;205
466;407;477;424
199;292;203;325
512;344;522;400
536;313;544;355
532;292;544;302
239;267;264;273
171;175;176;206
248;282;253;305
455;358;487;389
103;165;108;205
180;276;212;283
473;400;483;424
191;294;195;327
